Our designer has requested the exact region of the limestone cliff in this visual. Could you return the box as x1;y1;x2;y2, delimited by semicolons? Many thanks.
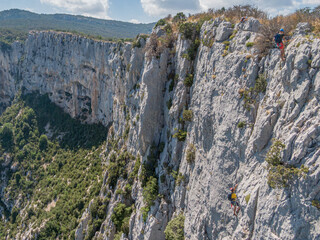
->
0;18;319;240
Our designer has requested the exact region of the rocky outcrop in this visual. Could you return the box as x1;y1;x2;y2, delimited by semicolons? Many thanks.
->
0;18;319;240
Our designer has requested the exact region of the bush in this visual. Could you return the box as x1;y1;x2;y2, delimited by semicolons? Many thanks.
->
145;33;164;60
239;74;267;111
155;19;166;28
183;39;200;61
164;213;185;240
164;24;173;34
0;123;14;150
202;37;214;48
114;232;123;240
312;200;320;210
186;144;196;164
142;176;158;207
132;34;148;49
132;39;141;48
90;197;109;219
141;206;150;222
179;22;194;40
266;139;308;188
265;139;285;166
239;88;255;111
254;74;267;93
246;42;254;47
183;110;193;121
173;130;187;141
173;172;185;186
39;134;48;151
173;12;186;23
111;203;133;233
126;63;131;72
107;151;131;188
237;121;246;128
245;194;250;204
128;157;140;183
223;41;230;46
222;49;228;57
184;74;194;87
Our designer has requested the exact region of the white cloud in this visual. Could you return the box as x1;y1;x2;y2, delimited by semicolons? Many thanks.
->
40;0;110;19
141;0;201;16
302;0;320;4
199;0;252;10
129;19;141;24
140;0;302;17
200;0;295;11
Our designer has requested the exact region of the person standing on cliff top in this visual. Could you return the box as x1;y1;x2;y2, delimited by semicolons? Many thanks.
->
274;29;286;62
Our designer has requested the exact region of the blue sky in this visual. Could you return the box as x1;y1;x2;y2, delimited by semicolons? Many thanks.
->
0;0;318;23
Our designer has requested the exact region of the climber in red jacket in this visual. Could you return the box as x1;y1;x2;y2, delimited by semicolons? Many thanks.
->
274;29;286;62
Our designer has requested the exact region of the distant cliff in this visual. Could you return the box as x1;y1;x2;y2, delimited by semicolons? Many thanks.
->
0;17;319;240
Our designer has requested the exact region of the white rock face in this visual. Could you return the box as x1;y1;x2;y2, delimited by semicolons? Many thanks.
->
0;19;319;240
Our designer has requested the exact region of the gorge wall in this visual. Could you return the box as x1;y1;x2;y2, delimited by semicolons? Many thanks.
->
0;18;320;240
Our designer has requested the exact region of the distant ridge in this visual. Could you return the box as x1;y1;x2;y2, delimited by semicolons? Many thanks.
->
0;9;155;39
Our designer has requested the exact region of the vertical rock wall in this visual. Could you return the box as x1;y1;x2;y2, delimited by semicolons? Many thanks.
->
0;19;319;240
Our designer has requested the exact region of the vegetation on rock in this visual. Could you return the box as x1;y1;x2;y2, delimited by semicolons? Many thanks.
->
164;213;185;240
186;144;196;164
173;130;187;141
266;139;309;188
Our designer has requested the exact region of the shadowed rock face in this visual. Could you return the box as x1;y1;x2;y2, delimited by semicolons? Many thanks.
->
0;18;319;240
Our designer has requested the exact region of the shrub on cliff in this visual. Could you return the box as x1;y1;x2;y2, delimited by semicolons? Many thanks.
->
111;203;133;235
155;19;167;28
183;110;193;122
142;176;158;207
164;213;185;240
265;139;285;166
173;12;186;23
186;144;196;164
266;139;309;188
145;33;164;60
86;197;109;239
107;151;132;188
179;22;194;40
246;42;255;47
237;121;246;128
173;130;187;141
184;74;194;87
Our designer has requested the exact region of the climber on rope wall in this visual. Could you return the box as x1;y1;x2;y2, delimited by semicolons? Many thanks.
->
274;28;286;62
228;184;241;216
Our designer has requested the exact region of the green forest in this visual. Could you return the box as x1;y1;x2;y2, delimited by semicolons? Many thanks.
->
0;92;109;239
